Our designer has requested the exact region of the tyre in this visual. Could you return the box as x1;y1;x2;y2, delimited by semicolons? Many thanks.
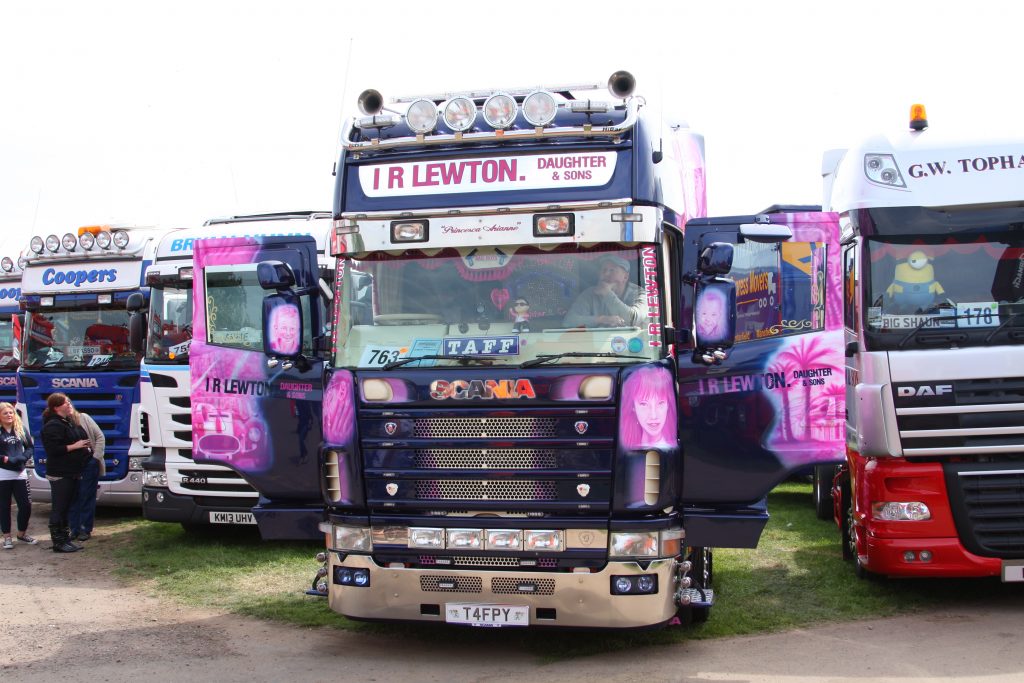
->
813;464;835;520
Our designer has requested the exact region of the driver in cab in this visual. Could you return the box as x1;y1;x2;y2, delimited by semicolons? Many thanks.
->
562;255;644;328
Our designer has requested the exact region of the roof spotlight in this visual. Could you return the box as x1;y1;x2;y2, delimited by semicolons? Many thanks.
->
522;91;557;127
79;232;96;250
45;235;60;253
443;96;477;132
62;233;77;251
0;258;12;272
483;93;517;129
112;230;130;248
30;236;44;254
405;98;438;134
96;231;112;249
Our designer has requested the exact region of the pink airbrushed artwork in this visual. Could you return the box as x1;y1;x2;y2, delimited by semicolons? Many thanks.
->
268;303;300;356
620;365;677;450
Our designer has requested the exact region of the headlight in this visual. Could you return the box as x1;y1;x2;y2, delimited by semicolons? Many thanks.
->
447;528;483;549
144;470;167;487
609;531;659;558
872;501;931;521
408;527;445;549
331;524;373;552
524;530;562;551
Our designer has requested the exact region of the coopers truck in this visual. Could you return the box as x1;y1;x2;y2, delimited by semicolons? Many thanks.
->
826;106;1024;579
18;226;165;505
193;72;846;627
0;256;23;406
133;213;332;534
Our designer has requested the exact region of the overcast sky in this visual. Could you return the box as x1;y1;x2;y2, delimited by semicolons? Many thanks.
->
2;1;1021;259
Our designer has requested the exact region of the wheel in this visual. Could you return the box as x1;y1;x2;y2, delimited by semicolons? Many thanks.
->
677;547;712;625
840;475;855;561
813;464;835;520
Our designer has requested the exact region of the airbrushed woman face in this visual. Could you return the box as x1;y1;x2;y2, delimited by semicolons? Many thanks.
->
634;393;669;438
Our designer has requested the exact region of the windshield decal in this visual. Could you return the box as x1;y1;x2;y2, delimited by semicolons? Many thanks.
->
443;336;519;356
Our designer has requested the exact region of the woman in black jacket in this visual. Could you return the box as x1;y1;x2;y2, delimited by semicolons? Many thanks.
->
0;402;36;549
41;393;92;553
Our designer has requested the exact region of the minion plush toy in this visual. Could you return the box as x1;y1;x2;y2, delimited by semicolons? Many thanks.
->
886;250;944;312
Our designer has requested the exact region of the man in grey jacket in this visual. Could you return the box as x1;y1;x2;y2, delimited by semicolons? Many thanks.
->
562;255;644;328
68;408;105;542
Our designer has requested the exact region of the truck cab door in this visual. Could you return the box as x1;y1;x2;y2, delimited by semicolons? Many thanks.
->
191;235;325;539
677;211;844;547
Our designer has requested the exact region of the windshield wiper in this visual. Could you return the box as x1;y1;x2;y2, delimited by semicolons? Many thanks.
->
896;314;967;349
383;354;497;370
521;352;639;368
984;312;1024;344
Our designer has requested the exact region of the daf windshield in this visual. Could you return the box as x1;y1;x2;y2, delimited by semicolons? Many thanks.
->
23;307;141;370
146;283;193;363
865;233;1024;349
335;245;662;368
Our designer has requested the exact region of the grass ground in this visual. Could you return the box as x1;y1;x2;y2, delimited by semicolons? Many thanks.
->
109;482;1013;658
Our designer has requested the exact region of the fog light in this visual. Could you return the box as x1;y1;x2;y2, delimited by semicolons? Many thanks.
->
614;576;632;593
636;575;657;593
533;214;574;237
156;492;165;503
903;551;916;562
353;569;370;587
336;568;354;585
919;550;933;562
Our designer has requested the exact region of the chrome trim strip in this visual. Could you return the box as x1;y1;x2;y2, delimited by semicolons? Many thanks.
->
904;445;1024;456
901;426;1024;438
958;469;1024;477
339;198;632;221
897;403;1024;416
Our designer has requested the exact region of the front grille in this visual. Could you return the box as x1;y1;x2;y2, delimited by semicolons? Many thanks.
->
492;577;555;595
420;576;482;593
946;465;1024;558
413;417;557;439
413;449;558;470
415;480;558;501
453;556;521;568
896;377;1024;455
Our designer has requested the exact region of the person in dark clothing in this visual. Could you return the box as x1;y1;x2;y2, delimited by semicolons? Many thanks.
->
41;393;92;553
0;402;37;549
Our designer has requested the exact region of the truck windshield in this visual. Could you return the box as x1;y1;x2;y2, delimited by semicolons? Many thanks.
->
865;233;1024;349
22;307;141;370
146;283;193;363
0;316;17;370
335;244;661;368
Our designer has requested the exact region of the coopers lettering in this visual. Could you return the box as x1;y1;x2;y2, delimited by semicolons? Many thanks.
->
429;379;537;400
42;267;117;287
51;377;100;389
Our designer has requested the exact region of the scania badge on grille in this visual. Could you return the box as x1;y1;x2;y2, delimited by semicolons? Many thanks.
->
386;482;399;496
577;483;591;497
574;421;589;435
384;421;398;435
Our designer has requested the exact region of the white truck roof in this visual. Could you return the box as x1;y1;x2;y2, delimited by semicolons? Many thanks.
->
823;127;1024;213
154;212;332;261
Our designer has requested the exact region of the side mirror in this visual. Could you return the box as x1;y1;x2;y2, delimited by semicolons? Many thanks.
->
262;293;303;358
257;261;296;291
694;279;736;363
128;311;146;355
698;242;734;276
126;292;145;313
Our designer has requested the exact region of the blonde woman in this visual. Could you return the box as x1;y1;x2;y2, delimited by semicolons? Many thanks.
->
0;402;36;548
68;402;105;542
